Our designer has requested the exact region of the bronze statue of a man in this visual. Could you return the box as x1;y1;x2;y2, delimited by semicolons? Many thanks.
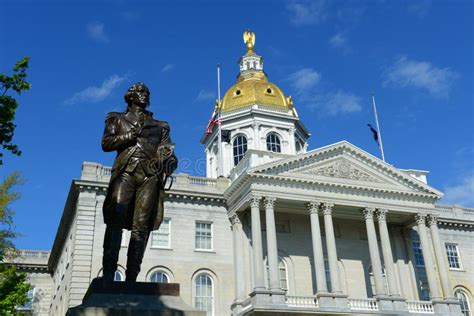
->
101;82;177;283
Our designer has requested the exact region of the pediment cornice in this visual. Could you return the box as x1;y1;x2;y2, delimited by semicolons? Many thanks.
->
224;141;443;205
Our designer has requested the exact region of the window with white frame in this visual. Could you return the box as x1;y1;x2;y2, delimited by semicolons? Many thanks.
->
151;219;171;248
455;289;471;316
195;273;214;316
149;271;170;283
195;222;212;250
445;243;462;269
265;258;289;291
266;133;281;153
278;260;288;291
233;135;247;166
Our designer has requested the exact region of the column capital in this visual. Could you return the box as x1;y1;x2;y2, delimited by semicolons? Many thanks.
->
415;213;427;226
427;214;439;227
321;202;334;215
376;209;388;221
230;213;242;225
307;201;321;215
264;197;276;208
250;195;262;208
362;207;376;220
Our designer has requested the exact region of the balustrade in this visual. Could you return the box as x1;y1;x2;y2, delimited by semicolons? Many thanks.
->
407;300;434;313
286;295;318;308
349;298;378;311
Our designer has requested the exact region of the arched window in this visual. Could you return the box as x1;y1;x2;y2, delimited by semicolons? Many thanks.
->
149;271;170;283
266;133;281;153
233;135;247;166
265;258;289;291
278;260;288;291
114;271;124;282
195;273;214;316
455;289;471;316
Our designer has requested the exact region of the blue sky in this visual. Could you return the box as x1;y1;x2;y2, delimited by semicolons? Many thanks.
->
1;0;472;250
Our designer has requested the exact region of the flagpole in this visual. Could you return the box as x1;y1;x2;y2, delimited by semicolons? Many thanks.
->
217;64;223;177
371;93;385;162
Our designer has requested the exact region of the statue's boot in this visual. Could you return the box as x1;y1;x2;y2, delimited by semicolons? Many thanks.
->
126;230;150;282
102;225;123;283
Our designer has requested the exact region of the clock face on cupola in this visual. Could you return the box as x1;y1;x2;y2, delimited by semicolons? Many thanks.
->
201;30;311;179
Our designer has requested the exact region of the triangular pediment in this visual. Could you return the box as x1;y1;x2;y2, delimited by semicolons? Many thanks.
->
248;141;442;197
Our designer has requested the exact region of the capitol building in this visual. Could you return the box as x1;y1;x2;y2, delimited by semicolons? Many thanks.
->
14;33;473;316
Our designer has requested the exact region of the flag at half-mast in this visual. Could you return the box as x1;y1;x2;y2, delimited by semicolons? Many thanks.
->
206;99;221;135
367;123;380;147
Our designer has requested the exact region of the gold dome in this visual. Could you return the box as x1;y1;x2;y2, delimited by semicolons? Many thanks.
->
219;30;295;115
221;75;290;113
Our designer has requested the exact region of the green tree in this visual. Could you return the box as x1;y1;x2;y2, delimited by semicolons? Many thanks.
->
0;172;30;315
0;56;31;165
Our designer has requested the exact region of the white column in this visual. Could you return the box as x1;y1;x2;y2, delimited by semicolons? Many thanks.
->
322;202;341;293
264;197;280;291
376;209;400;296
415;214;442;299
231;214;246;301
427;215;453;299
250;196;265;290
252;123;260;150
308;201;328;294
363;207;386;297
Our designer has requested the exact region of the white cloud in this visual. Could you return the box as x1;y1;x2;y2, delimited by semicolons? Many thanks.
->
194;89;215;103
64;74;127;105
442;174;474;207
161;64;175;73
384;56;458;98
329;32;347;49
87;22;109;43
286;0;328;26
287;68;321;94
306;90;362;116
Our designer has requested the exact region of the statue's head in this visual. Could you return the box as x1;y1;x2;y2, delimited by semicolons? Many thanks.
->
124;82;150;108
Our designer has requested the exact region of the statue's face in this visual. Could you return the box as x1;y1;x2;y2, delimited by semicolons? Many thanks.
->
132;85;150;108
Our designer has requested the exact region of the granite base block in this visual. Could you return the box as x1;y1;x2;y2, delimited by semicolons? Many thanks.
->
66;278;205;316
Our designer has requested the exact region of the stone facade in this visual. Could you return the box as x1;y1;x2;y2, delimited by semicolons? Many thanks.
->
15;156;473;316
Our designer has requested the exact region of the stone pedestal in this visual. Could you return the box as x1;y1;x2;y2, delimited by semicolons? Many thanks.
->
67;278;205;316
376;295;407;312
316;292;350;310
432;298;462;315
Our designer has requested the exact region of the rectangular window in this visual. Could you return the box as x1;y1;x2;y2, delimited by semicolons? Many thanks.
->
412;241;425;267
151;219;171;248
445;243;462;269
195;222;213;250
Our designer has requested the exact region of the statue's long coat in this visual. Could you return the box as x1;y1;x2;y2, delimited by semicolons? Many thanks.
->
101;110;177;231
